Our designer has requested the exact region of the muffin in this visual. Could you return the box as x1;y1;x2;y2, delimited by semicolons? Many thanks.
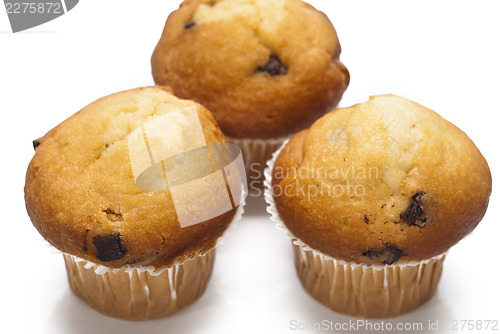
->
25;86;245;320
265;95;492;318
151;0;349;186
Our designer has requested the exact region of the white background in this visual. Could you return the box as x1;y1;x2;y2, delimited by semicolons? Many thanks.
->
1;1;499;333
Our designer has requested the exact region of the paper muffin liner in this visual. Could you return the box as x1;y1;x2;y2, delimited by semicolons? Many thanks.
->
227;136;288;192
264;140;446;318
64;250;215;321
63;202;245;321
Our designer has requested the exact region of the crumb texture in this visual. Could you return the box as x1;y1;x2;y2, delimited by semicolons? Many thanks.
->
272;95;492;264
152;0;349;139
25;86;236;268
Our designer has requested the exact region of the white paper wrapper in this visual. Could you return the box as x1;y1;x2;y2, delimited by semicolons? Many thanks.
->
227;136;288;191
264;140;446;318
63;202;245;321
64;250;215;320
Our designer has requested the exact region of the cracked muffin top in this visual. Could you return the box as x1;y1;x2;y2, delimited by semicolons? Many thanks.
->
25;86;237;268
271;95;491;265
151;0;349;139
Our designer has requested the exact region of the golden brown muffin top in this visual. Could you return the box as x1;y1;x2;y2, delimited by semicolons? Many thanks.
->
25;86;237;268
272;95;492;265
152;0;349;139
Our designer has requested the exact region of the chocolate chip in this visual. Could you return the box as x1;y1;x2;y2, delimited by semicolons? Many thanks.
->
33;139;41;150
93;233;127;262
400;192;427;227
184;21;196;29
364;215;369;224
362;244;403;265
257;56;287;76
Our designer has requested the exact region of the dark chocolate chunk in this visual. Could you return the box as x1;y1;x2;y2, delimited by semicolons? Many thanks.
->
362;244;403;265
364;215;369;224
184;21;196;29
257;56;287;76
93;233;127;262
33;139;41;150
400;192;427;227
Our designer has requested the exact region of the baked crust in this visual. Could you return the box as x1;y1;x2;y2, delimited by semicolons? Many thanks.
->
151;0;349;139
272;95;492;264
25;86;237;268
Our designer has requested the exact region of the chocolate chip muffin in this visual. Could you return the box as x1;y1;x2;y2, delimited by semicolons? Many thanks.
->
265;95;492;317
25;86;244;320
152;0;349;185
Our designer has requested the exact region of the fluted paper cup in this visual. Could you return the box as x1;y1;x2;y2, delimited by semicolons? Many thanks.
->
64;250;215;320
62;202;244;321
264;140;445;318
228;136;288;192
